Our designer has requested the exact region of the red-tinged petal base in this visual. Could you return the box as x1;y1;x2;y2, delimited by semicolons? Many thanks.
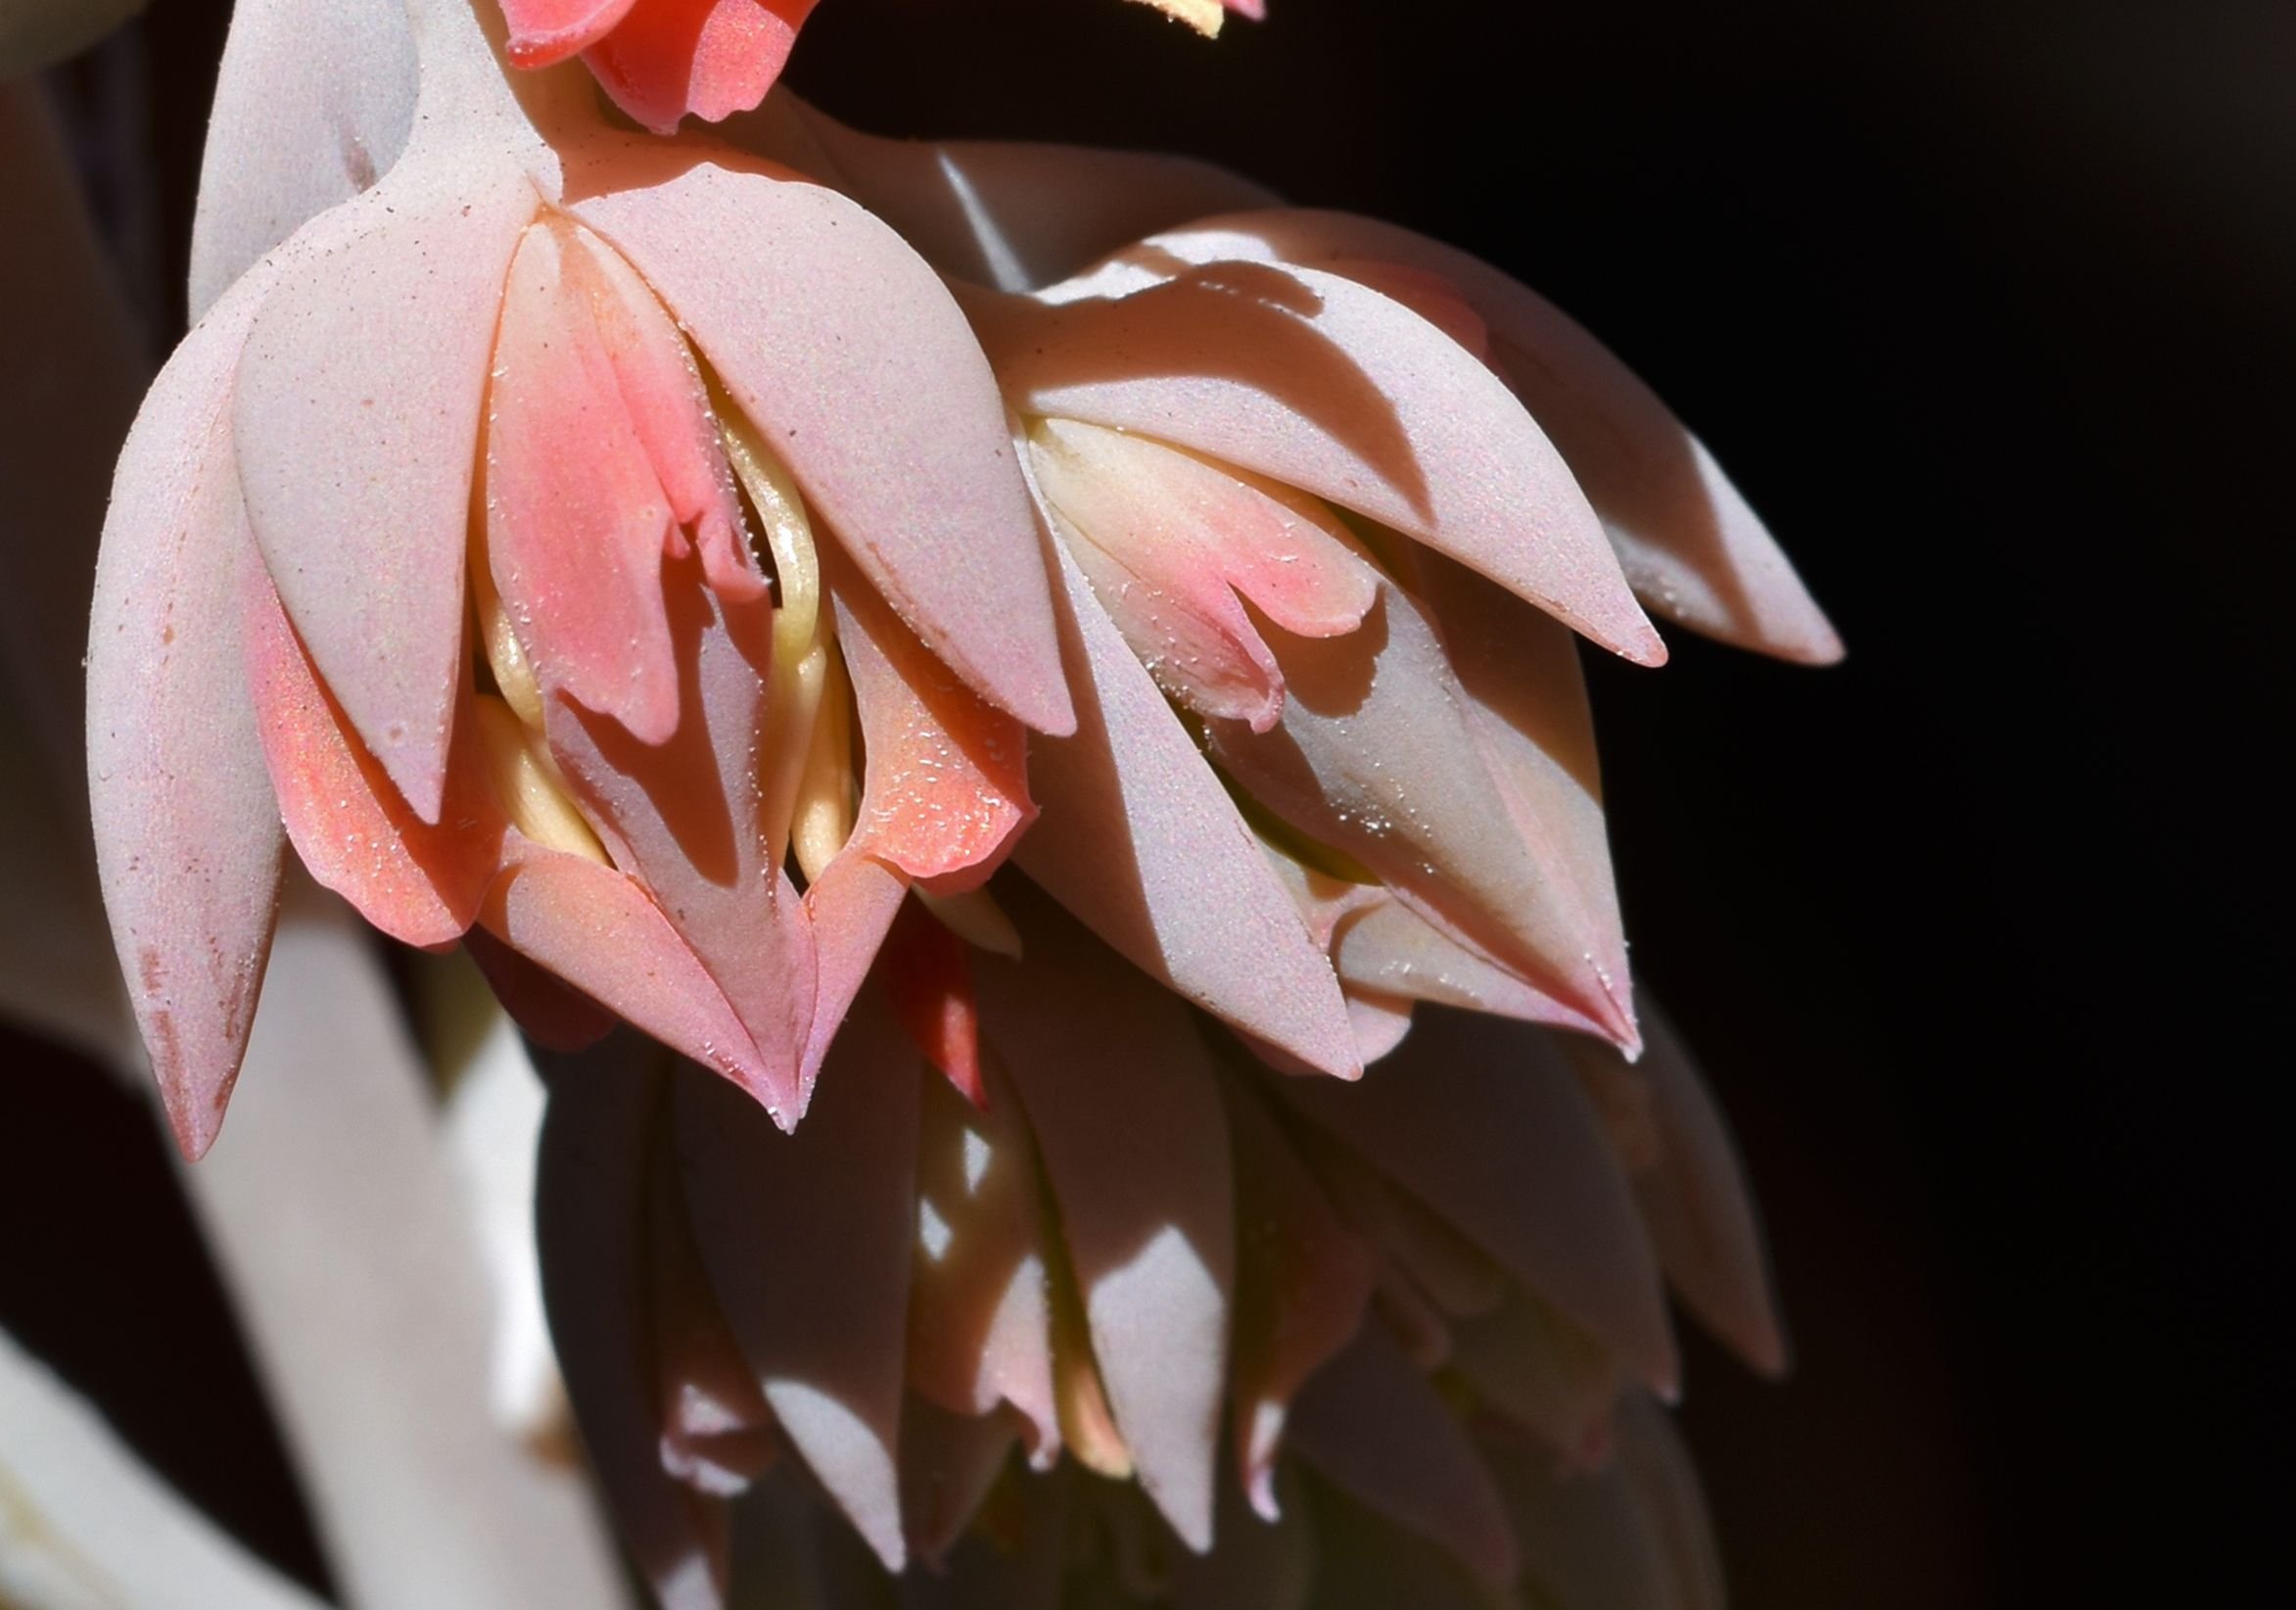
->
882;900;983;1106
241;562;504;948
584;0;819;134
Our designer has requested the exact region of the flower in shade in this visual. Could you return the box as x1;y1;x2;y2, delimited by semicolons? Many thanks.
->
534;883;1780;1606
88;0;1073;1157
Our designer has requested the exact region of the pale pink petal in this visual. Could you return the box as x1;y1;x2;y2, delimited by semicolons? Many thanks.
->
1448;1288;1620;1466
479;847;781;1103
241;566;503;947
1222;1082;1376;1522
970;262;1663;664
583;0;816;134
1013;535;1359;1078
232;162;538;821
976;890;1235;1551
1484;1394;1726;1610
1285;1326;1518;1586
501;0;636;66
1207;578;1635;1045
535;1040;728;1610
570;152;1072;734
909;1068;1061;1462
1278;1007;1678;1394
1028;416;1377;733
543;555;814;1123
1334;897;1611;1038
898;1398;1019;1565
733;94;1281;292
673;1009;920;1571
188;0;418;319
86;268;286;1160
1131;210;1843;663
797;854;907;1098
1566;1004;1789;1377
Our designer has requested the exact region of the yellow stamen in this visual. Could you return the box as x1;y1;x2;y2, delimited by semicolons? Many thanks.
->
917;886;1023;959
470;552;545;730
791;644;857;883
472;694;608;864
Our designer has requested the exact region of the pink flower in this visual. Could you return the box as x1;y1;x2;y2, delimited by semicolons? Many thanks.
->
499;0;822;133
88;1;1072;1158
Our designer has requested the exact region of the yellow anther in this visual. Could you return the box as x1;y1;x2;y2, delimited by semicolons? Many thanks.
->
472;694;608;864
470;556;545;730
916;886;1022;959
791;646;857;882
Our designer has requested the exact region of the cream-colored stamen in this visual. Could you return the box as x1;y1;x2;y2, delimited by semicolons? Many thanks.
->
917;887;1022;959
471;557;545;730
472;694;607;863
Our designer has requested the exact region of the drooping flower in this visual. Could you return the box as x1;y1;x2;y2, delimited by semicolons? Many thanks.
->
534;883;1779;1606
88;0;1073;1157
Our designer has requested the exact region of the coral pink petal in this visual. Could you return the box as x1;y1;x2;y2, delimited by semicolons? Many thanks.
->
490;221;683;744
460;926;616;1051
535;1045;726;1610
1011;537;1359;1079
1142;211;1843;663
674;1014;919;1571
1285;1327;1519;1586
542;559;813;1123
500;0;637;67
233;162;537;823
971;262;1663;665
1279;1007;1678;1393
1222;1083;1376;1523
189;0;418;321
583;0;814;134
86;268;286;1160
480;846;775;1101
241;566;503;947
566;227;762;604
976;888;1234;1552
831;572;1035;886
1208;579;1635;1046
570;155;1071;734
798;854;907;1105
882;902;984;1104
741;97;1281;293
908;1068;1061;1463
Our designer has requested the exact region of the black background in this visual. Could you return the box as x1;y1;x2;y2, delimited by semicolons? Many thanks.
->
8;2;2283;1605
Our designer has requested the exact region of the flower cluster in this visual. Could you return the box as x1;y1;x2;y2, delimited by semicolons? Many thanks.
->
81;0;1837;1603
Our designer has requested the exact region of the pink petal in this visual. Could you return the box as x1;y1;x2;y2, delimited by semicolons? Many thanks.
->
970;261;1663;665
908;1067;1060;1462
535;1043;728;1610
500;0;637;67
736;95;1281;293
1448;1288;1620;1466
1207;578;1636;1046
975;889;1235;1551
1222;1082;1376;1522
1277;1007;1678;1394
86;269;286;1160
1285;1326;1519;1586
673;1011;920;1571
570;153;1072;734
1565;1002;1789;1377
241;565;503;947
897;1398;1018;1565
583;0;817;134
1334;896;1612;1038
1012;536;1359;1078
188;0;418;321
1029;416;1377;733
232;163;538;822
478;847;779;1103
1130;210;1843;663
542;552;814;1124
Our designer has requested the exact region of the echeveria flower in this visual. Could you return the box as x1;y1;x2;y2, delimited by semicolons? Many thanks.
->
89;0;1071;1156
499;0;821;133
535;886;1778;1606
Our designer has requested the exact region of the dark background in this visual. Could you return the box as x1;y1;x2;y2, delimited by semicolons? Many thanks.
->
9;1;2283;1605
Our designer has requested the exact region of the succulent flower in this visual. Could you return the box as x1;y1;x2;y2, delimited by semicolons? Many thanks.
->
88;0;1072;1156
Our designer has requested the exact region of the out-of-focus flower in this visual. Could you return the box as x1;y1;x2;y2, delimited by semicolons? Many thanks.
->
0;0;144;78
89;0;1072;1158
535;885;1776;1606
